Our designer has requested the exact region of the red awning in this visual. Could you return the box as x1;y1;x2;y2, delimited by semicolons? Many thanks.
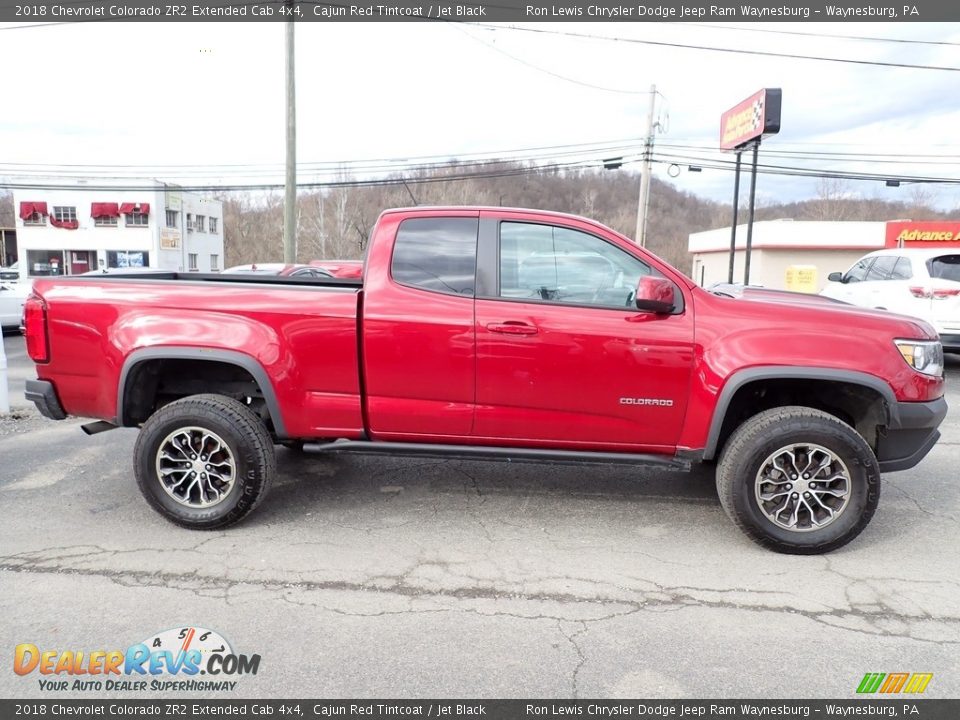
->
119;202;150;215
19;201;49;220
49;217;79;230
90;202;120;218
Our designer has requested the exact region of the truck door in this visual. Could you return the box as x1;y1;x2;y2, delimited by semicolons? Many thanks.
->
473;215;695;451
362;213;478;439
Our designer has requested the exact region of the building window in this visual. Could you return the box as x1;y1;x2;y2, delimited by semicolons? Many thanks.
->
195;215;206;233
107;251;149;269
125;212;149;227
94;215;118;227
209;217;218;234
20;201;49;225
53;206;77;223
186;214;193;232
166;210;179;228
210;254;219;272
188;253;199;271
26;250;66;277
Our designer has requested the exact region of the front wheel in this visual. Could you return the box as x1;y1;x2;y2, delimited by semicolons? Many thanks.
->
133;394;276;530
716;406;880;554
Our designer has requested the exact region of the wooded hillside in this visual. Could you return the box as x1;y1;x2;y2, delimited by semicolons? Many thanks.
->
1;166;953;274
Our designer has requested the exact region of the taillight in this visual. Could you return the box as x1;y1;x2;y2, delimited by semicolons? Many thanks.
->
24;295;49;363
932;288;960;299
909;286;932;299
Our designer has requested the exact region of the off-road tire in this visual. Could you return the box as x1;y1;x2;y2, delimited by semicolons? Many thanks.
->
134;394;276;530
716;406;880;554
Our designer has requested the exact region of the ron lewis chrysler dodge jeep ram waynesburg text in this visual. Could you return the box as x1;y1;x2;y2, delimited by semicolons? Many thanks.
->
23;207;947;554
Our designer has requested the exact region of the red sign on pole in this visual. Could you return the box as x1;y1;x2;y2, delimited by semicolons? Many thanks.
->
720;88;782;151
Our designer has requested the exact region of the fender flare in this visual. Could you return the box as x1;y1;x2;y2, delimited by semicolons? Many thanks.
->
116;347;288;438
701;366;896;461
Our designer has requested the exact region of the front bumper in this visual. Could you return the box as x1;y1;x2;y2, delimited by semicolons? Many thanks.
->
25;379;67;421
940;334;960;352
876;396;948;472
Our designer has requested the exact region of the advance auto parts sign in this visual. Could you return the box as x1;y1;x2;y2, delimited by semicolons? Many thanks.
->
720;88;782;151
886;221;960;248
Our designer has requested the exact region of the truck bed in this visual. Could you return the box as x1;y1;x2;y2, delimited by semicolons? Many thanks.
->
30;273;365;439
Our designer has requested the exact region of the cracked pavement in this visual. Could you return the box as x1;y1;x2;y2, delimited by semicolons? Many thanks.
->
1;333;958;698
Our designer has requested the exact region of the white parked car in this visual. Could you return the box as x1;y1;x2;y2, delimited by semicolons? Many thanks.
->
0;282;30;332
821;248;960;351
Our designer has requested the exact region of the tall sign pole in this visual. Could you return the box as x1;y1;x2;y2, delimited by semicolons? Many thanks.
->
283;12;297;264
726;152;742;284
719;88;781;285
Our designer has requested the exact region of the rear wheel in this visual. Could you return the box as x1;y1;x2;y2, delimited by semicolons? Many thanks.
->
716;406;880;554
134;394;276;530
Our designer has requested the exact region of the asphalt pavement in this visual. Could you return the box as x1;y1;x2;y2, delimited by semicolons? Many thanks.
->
1;332;958;699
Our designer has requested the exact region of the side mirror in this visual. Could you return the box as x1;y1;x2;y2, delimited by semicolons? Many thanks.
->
635;276;676;314
827;272;844;283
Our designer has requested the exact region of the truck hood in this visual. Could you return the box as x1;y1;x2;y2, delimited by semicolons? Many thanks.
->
699;286;938;341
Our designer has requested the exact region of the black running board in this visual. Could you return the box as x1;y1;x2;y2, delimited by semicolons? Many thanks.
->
301;440;690;471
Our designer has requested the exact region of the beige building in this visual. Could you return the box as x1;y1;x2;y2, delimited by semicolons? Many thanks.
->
689;220;888;292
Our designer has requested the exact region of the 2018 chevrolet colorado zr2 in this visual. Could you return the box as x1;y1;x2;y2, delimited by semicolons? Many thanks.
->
23;207;947;553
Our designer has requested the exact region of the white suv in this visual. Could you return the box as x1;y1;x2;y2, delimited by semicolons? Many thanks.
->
821;248;960;351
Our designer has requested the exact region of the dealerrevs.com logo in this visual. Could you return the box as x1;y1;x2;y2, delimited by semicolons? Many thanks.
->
14;626;260;692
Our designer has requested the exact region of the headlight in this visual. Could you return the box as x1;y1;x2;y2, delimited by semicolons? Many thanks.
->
895;339;944;377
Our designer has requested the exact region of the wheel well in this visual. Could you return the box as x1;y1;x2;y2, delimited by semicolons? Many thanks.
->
121;359;277;434
713;379;887;458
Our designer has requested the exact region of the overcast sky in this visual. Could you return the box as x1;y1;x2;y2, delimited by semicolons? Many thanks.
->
2;20;960;211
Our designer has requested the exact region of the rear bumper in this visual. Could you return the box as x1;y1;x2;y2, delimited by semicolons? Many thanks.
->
877;396;947;472
25;379;67;421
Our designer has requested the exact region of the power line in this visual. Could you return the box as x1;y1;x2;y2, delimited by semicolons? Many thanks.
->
467;23;960;73
453;24;654;95
665;22;960;48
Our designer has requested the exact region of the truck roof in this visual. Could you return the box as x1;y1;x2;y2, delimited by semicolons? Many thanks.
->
380;206;617;227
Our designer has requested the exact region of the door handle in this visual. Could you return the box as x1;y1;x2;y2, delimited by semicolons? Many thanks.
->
486;322;539;336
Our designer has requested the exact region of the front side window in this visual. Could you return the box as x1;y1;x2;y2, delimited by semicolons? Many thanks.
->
844;258;874;283
499;222;650;309
391;217;478;296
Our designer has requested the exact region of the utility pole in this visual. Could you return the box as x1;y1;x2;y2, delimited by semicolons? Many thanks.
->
283;10;297;264
634;83;657;247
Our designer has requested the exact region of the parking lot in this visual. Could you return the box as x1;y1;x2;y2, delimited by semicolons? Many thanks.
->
1;331;958;698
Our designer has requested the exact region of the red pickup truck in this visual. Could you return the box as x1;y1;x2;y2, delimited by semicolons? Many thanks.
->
23;207;947;553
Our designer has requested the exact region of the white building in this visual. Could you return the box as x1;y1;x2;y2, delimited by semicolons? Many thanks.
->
689;220;889;292
13;179;224;280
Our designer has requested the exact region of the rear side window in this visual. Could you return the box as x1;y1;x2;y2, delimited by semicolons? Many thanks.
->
391;218;478;296
927;255;960;282
891;256;913;280
865;256;896;280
